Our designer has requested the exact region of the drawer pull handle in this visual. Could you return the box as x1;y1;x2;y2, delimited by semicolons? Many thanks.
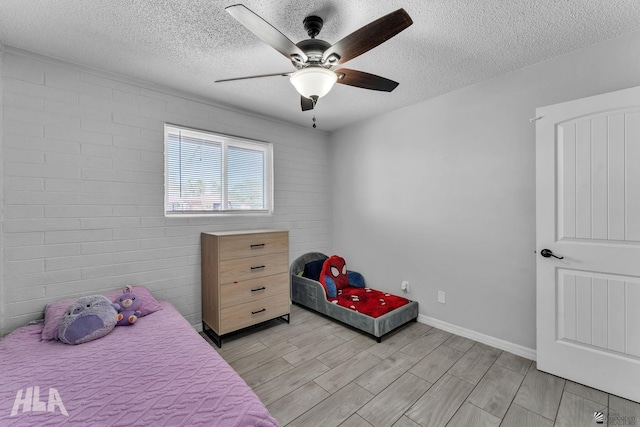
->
251;308;266;315
250;243;266;249
251;265;266;271
251;287;266;292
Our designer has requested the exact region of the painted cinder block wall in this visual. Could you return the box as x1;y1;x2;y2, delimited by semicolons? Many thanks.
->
0;48;332;336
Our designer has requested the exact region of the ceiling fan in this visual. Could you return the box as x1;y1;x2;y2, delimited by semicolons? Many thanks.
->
216;4;413;112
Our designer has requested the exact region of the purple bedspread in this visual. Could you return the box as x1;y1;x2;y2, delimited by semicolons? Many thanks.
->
0;301;279;426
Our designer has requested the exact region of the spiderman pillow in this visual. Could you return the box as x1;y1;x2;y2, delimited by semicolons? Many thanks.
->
319;255;365;298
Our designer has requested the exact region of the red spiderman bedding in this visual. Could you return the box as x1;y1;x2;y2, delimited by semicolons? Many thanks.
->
303;254;411;318
329;287;410;318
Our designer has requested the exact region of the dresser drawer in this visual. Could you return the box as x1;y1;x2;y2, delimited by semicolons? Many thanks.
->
219;252;288;284
220;273;289;308
219;295;290;334
219;232;288;261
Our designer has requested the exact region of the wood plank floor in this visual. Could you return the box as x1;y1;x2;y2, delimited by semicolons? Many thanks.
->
201;304;640;427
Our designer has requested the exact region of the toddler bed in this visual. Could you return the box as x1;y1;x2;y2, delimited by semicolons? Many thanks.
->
0;288;278;426
290;253;419;342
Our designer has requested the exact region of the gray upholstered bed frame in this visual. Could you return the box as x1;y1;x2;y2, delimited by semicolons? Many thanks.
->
290;252;419;342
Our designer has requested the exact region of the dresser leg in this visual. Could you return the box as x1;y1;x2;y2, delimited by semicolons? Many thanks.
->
202;322;222;348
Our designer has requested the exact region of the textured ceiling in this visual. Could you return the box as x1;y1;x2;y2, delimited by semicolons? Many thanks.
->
1;0;640;131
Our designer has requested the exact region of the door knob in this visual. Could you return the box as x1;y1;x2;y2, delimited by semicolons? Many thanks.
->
540;249;563;259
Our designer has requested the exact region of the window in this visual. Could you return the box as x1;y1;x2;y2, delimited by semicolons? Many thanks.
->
164;124;273;216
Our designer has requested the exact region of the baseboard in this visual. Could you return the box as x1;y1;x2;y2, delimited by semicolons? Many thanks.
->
417;314;537;361
191;313;537;360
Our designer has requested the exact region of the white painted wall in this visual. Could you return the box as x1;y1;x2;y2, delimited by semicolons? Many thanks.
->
3;29;640;353
0;49;331;336
330;30;640;351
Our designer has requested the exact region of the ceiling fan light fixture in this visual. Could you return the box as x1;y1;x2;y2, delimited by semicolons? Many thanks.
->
290;67;337;99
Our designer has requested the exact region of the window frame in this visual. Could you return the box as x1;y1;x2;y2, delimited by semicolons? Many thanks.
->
164;124;274;217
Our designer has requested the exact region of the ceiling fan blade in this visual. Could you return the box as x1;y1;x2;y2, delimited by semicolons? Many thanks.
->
226;4;308;64
301;96;315;111
215;71;292;83
322;8;412;65
334;68;399;92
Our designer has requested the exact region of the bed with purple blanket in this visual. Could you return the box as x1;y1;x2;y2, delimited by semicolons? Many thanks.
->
0;299;278;426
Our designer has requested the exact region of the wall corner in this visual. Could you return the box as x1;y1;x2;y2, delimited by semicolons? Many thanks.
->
0;47;5;336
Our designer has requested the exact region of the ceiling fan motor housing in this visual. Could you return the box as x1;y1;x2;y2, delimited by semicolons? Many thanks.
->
293;38;331;68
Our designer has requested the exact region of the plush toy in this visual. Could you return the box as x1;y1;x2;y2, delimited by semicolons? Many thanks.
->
55;295;119;345
319;255;366;298
113;286;142;326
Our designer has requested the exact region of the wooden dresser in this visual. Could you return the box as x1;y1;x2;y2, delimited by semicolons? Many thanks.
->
201;229;289;347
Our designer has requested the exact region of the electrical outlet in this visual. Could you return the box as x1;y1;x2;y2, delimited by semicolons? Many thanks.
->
437;290;446;304
401;281;410;293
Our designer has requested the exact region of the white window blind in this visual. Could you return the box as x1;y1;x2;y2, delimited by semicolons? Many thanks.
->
165;125;273;215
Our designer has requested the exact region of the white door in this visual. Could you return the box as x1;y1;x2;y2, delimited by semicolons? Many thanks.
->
536;85;640;402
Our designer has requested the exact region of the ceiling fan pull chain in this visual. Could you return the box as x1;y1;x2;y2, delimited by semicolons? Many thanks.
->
312;115;317;129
